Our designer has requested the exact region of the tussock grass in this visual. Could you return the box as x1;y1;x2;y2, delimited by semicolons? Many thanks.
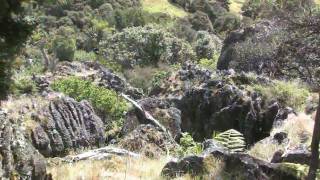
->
142;0;188;17
249;113;314;161
49;156;170;180
48;154;224;180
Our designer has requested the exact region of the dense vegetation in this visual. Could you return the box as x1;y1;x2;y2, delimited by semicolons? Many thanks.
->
1;0;320;179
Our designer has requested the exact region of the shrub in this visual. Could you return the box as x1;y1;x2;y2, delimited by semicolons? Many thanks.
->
176;132;202;157
74;50;97;62
151;70;171;88
52;36;76;61
213;129;246;153
253;80;309;110
112;8;147;30
198;54;219;71
100;25;195;69
193;31;222;60
52;27;77;61
51;77;128;120
11;75;38;95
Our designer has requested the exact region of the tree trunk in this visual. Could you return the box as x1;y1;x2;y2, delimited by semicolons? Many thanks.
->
307;92;320;180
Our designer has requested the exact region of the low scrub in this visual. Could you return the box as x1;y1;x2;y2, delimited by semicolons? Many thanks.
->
51;77;128;120
253;80;309;110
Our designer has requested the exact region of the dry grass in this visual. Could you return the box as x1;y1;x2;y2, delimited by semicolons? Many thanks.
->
142;0;188;17
1;96;48;127
49;154;224;180
249;113;314;161
229;0;245;15
49;156;170;180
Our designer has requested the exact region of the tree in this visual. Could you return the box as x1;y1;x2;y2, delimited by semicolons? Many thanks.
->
275;9;320;180
0;0;36;101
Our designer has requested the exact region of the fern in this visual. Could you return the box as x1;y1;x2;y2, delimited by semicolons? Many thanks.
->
213;129;246;153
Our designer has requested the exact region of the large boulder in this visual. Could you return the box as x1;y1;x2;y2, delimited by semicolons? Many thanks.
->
119;124;177;158
0;110;49;179
30;97;106;157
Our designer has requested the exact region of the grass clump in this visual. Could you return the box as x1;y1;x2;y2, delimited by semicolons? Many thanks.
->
253;80;309;110
51;77;128;120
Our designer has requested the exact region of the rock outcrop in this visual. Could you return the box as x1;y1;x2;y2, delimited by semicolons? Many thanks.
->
162;148;299;179
122;97;182;140
119;124;178;158
30;97;106;157
0;110;49;179
33;61;142;99
150;63;286;144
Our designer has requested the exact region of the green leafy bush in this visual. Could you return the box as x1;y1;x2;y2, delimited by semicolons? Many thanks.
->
151;71;171;88
52;36;76;61
213;129;246;153
100;25;195;69
176;132;203;157
253;80;309;110
74;50;97;62
51;77;128;119
198;54;219;71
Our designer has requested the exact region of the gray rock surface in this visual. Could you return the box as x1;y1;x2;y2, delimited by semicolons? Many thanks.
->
31;97;106;157
119;124;178;158
0;110;49;179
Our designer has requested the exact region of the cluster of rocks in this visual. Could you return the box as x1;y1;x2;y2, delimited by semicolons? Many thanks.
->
0;110;49;180
161;139;302;180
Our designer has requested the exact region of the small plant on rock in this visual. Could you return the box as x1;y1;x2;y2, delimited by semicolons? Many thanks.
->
176;132;202;157
213;129;246;153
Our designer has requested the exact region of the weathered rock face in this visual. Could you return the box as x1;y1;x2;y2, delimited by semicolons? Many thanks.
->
150;64;288;144
271;146;311;165
217;20;285;74
122;98;182;140
33;61;142;99
0;110;48;179
30;97;106;157
119;124;177;158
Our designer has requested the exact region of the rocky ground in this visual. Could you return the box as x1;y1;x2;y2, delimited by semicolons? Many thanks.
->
1;0;319;179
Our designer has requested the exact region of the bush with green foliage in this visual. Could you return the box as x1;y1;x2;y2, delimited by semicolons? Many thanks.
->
100;25;195;69
198;57;218;71
213;129;246;153
253;80;309;110
193;31;222;60
51;77;128;120
151;70;171;88
74;50;97;61
52;27;77;61
176;132;203;157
